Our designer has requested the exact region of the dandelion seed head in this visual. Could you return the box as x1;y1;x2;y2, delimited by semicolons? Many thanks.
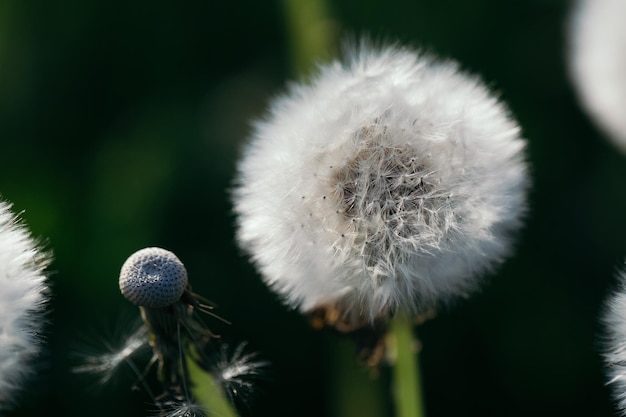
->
119;247;188;308
569;0;626;153
233;42;529;321
0;201;50;409
602;266;626;414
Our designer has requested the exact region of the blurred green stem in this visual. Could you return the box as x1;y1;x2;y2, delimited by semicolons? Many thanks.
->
281;0;337;76
280;1;387;416
389;314;425;417
326;337;388;417
187;347;239;417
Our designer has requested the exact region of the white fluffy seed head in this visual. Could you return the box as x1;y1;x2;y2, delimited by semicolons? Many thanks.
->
0;200;50;409
232;42;529;322
569;0;626;153
602;266;626;415
119;247;188;309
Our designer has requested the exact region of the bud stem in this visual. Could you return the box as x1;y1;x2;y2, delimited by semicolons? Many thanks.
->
388;313;426;417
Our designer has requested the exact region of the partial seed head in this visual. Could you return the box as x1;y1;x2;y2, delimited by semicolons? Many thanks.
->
119;247;188;308
0;201;50;409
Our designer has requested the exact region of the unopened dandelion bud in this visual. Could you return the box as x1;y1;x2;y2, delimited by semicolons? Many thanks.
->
119;247;188;309
233;41;529;323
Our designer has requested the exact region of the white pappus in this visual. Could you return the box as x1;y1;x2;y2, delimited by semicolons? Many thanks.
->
232;41;529;324
0;200;50;408
602;266;626;415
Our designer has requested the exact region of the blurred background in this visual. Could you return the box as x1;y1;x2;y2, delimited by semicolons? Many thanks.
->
1;0;625;416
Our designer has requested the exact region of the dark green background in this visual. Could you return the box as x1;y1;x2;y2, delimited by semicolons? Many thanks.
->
1;0;624;416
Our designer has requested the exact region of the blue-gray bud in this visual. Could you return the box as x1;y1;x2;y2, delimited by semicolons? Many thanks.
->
119;247;188;308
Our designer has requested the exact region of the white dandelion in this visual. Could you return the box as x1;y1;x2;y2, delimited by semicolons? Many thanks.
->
568;0;626;153
0;200;50;408
232;42;529;323
602;266;626;415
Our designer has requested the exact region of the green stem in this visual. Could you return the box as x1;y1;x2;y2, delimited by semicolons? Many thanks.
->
388;314;425;417
281;0;337;76
326;337;388;417
186;347;240;417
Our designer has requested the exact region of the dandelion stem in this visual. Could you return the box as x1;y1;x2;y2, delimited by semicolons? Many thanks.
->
187;346;240;417
327;337;388;417
281;0;336;76
388;314;425;417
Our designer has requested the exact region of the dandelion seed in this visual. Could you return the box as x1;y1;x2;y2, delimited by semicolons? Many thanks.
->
568;0;626;153
602;265;626;415
72;322;150;385
232;41;529;324
206;342;268;407
0;200;50;409
154;396;207;417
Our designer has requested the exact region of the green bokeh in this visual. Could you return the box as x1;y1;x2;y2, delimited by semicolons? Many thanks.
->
0;1;624;416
